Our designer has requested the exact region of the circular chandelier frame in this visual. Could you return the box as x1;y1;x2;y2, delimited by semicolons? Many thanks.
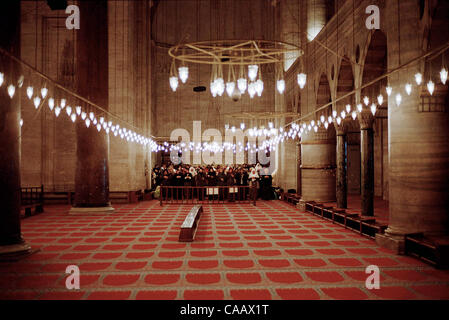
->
168;39;303;66
223;111;300;120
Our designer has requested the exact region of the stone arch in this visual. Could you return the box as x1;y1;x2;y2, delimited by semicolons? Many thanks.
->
316;73;332;119
336;56;355;113
361;30;388;103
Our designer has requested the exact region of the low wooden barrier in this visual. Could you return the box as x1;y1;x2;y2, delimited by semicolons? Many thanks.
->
405;233;449;269
160;185;256;206
21;185;44;217
179;205;203;242
304;201;388;240
282;192;301;205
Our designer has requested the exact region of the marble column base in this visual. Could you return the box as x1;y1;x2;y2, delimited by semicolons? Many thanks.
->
69;205;115;215
375;228;406;255
297;200;307;211
0;242;32;257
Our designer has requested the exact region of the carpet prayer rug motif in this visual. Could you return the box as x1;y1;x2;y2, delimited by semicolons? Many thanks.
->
0;200;449;300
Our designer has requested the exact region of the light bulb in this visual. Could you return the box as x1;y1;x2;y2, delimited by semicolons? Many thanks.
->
415;73;423;85
248;82;256;98
96;124;101;132
102;122;107;130
240;123;245;130
276;79;285;94
336;117;342;125
178;66;189;83
320;115;325;123
48;98;54;111
215;78;225;96
55;106;61;117
395;93;402;106
99;117;104;124
297;73;307;89
332;110;337;118
440;68;448;85
81;112;87;120
41;87;48;98
370;103;377;115
71;114;76;122
405;83;412;95
61;99;66;108
108;121;112;127
17;75;24;88
75;106;81;115
377;94;384;106
7;85;15;98
66;106;72;116
357;104;363;112
269;122;274;129
427;80;435;95
351;111;357;120
169;76;178;92
248;65;258;81
226;82;235;97
363;96;369;106
386;86;392;96
20;119;23;127
313;125;318;132
93;118;97;125
341;111;346;119
324;121;329;129
89;112;94;121
33;96;41;109
237;78;247;94
328;116;332;123
346;104;351;113
311;120;315;127
0;73;4;86
26;86;33;99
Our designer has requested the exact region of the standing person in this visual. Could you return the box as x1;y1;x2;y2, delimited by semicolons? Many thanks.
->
195;168;207;202
226;167;236;202
161;169;172;201
217;167;227;201
173;167;184;201
260;167;273;200
183;168;193;201
207;168;217;200
248;168;259;202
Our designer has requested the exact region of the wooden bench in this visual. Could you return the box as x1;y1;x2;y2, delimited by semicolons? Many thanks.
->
405;234;449;269
21;185;44;217
304;201;388;240
283;192;301;205
179;205;203;242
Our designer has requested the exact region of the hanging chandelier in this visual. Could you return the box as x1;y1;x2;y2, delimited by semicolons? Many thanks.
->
168;40;304;99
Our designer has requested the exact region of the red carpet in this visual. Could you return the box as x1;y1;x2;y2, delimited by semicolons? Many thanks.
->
1;200;449;299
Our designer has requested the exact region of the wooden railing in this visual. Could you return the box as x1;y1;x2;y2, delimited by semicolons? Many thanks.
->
159;185;257;206
20;185;44;217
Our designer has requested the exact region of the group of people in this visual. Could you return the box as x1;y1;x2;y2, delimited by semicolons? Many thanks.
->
152;163;275;201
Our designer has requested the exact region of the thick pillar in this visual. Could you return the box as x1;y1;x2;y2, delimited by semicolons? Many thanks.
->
298;125;336;210
358;110;374;216
335;120;348;209
70;0;113;215
0;0;31;255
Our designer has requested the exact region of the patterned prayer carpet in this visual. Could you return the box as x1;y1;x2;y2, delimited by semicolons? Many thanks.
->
1;200;448;300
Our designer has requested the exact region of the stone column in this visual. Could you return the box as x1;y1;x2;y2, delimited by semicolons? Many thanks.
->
358;110;374;216
298;125;336;210
377;82;449;252
335;120;348;209
0;0;31;255
70;0;113;215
